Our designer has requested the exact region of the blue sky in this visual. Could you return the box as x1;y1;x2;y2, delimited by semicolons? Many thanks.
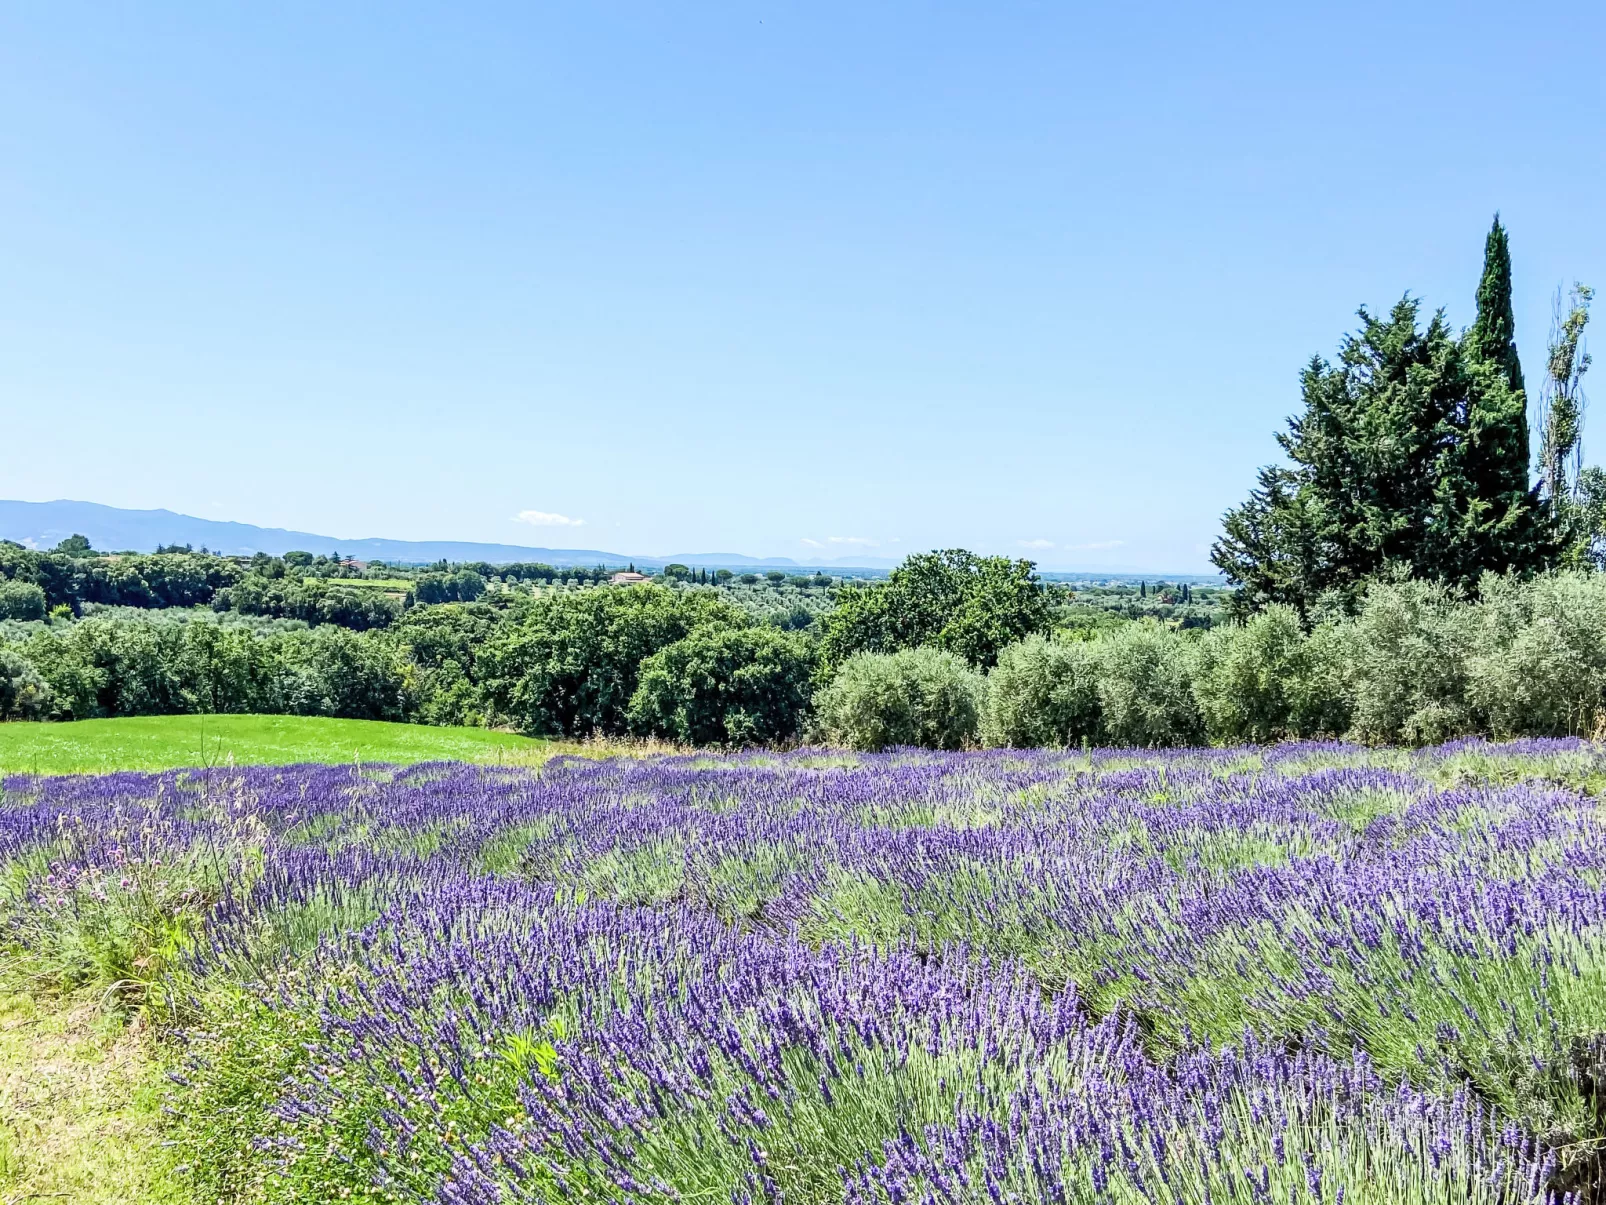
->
3;3;1602;571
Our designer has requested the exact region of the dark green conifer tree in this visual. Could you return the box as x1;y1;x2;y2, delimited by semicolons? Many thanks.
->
1214;223;1555;620
1466;216;1524;395
1439;215;1549;584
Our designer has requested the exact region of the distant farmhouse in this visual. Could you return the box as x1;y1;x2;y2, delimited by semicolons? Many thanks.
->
609;571;651;585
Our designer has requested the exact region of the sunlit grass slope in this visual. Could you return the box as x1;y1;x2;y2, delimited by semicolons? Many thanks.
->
0;714;550;775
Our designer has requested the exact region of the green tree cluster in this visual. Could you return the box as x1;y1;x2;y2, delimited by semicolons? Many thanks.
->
627;626;813;745
0;542;242;612
410;569;486;606
1214;219;1553;616
479;585;750;737
0;580;48;621
819;550;1050;671
2;616;410;722
214;576;402;630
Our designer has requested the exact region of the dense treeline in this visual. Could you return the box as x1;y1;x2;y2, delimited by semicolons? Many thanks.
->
11;560;1606;750
0;615;410;722
0;539;850;628
0;584;816;743
0;543;240;614
212;576;403;630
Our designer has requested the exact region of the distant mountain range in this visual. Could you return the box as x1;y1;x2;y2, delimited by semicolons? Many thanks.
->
0;500;901;571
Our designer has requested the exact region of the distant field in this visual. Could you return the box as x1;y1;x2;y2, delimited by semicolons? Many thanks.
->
0;714;552;775
302;576;414;590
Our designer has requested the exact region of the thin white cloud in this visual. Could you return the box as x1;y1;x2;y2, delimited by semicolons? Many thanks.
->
801;536;879;548
1067;539;1124;551
1018;538;1055;549
514;510;585;528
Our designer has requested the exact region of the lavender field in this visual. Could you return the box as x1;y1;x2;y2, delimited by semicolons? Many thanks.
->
5;741;1606;1203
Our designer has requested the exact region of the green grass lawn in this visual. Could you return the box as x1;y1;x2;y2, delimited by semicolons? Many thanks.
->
0;714;552;775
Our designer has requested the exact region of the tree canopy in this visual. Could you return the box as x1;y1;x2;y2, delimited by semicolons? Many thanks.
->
627;625;813;746
479;584;746;736
1213;221;1551;616
819;550;1050;670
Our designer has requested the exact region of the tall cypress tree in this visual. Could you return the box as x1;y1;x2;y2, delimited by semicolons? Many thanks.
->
1466;216;1525;395
1444;215;1549;584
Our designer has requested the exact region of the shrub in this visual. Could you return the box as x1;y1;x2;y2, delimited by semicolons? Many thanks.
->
1347;578;1475;745
981;634;1102;747
0;647;55;719
1466;571;1606;737
0;580;46;621
1192;605;1352;743
628;626;814;746
1091;622;1204;747
815;647;983;751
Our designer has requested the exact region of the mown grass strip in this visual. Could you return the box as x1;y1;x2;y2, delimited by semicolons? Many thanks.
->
0;714;553;775
0;989;188;1204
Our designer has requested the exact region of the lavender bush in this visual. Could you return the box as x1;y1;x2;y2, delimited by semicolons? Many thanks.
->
3;741;1604;1202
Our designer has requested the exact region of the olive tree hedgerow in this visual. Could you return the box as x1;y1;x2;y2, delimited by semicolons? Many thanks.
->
980;625;1202;750
1466;570;1606;738
980;634;1102;748
1191;605;1352;744
1343;577;1478;745
815;647;984;751
1088;622;1206;748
